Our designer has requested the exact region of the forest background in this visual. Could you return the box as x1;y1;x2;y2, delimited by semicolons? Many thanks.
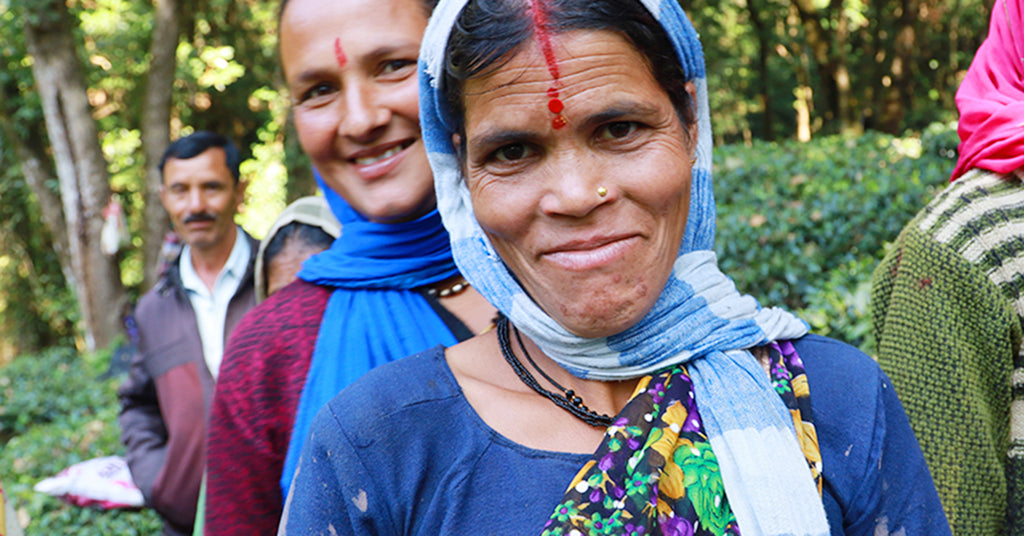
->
0;0;994;533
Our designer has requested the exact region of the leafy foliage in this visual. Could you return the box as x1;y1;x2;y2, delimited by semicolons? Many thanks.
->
687;0;989;142
714;122;959;351
0;0;994;357
0;152;77;361
0;347;162;534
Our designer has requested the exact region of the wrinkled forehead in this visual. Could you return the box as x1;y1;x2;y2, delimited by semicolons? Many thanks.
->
460;30;664;138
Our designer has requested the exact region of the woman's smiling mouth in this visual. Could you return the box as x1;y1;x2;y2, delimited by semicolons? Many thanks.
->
350;140;414;166
542;235;641;272
346;139;419;183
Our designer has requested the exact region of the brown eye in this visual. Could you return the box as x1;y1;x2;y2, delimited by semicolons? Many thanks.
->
598;121;638;141
495;143;533;162
299;82;335;104
380;59;416;76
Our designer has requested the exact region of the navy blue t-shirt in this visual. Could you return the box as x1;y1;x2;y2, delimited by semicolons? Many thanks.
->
280;335;950;535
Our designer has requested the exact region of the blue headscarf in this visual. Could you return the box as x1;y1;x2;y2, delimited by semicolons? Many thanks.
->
419;0;830;533
282;171;462;498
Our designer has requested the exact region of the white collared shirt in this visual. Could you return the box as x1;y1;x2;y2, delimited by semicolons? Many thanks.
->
178;227;250;380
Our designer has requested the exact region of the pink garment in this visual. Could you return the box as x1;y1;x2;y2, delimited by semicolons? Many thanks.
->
951;0;1024;181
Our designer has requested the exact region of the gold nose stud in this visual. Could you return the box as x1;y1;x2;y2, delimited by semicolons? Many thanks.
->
597;186;608;197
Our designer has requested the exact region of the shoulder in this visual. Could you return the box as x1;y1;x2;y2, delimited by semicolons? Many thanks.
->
220;279;331;378
791;335;951;534
132;276;189;345
871;171;1024;332
323;345;460;430
790;334;878;383
791;335;898;478
915;169;1024;248
293;346;477;528
788;335;888;451
789;334;887;423
232;280;331;337
134;276;179;317
219;280;329;379
310;345;471;459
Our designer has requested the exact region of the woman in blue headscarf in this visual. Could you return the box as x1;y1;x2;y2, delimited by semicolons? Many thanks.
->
280;0;949;534
203;0;496;533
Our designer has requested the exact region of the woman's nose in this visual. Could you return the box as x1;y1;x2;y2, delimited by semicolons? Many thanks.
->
338;84;390;142
539;152;610;218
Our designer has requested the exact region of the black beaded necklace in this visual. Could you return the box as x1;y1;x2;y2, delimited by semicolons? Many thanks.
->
496;314;613;427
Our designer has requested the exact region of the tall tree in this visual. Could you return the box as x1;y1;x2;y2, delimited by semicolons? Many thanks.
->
789;0;853;132
20;0;128;351
140;0;179;289
0;0;296;361
746;0;777;140
880;0;920;132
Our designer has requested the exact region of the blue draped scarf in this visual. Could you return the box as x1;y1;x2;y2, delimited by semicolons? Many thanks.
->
419;1;831;533
282;172;462;498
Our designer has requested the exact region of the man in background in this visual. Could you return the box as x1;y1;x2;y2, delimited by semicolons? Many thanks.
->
118;131;257;536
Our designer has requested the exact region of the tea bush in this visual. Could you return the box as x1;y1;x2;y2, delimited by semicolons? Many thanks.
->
0;347;161;534
714;122;959;352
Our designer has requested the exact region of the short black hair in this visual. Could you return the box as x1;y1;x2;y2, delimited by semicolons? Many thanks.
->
263;221;335;268
442;0;694;141
261;221;335;295
159;131;241;183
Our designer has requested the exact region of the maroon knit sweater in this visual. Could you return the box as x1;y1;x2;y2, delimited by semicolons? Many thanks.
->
204;279;332;535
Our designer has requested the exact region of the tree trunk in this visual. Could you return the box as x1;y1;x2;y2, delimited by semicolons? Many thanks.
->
834;10;859;134
881;0;919;132
23;0;129;351
140;0;179;290
747;0;776;141
790;0;844;126
0;120;69;269
788;4;815;141
0;118;77;307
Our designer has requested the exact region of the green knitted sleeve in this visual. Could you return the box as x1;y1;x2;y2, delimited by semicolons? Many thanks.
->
871;222;1019;536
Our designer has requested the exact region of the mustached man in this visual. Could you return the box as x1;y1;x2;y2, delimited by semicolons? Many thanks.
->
118;131;257;536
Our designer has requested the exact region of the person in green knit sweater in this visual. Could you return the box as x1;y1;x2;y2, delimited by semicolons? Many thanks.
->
871;1;1024;534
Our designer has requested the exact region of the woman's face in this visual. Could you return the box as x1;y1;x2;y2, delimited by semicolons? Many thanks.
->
462;30;697;338
280;0;434;223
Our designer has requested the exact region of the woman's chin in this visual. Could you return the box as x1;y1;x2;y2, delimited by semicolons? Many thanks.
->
358;197;436;224
553;308;645;340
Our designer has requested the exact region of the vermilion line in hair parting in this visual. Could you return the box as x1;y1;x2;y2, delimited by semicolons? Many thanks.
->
334;37;347;68
528;0;568;129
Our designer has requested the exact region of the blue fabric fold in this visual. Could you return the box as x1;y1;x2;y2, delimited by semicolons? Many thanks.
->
282;171;462;498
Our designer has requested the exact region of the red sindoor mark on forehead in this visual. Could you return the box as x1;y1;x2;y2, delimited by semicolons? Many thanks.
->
529;0;567;130
334;37;347;68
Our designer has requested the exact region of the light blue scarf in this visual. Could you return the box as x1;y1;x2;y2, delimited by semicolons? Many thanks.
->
419;1;831;534
282;172;462;499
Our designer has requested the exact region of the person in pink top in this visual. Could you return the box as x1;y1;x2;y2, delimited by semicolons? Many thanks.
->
871;1;1024;533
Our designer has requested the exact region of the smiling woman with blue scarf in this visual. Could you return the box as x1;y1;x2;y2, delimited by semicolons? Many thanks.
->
279;0;950;534
203;0;497;534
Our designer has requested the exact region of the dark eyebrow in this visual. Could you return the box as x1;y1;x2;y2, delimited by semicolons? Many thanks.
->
292;68;331;86
362;43;418;63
